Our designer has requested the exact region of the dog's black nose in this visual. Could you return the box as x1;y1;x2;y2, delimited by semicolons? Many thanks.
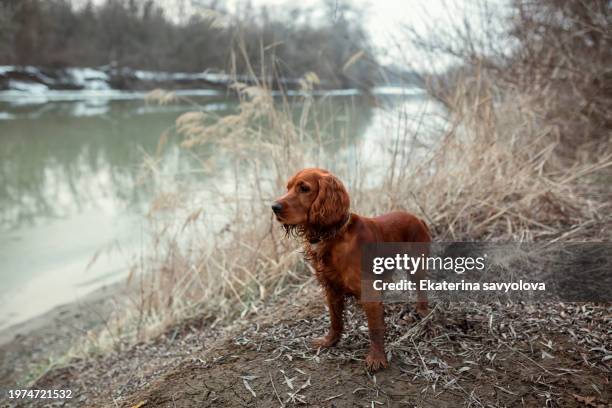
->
271;202;283;214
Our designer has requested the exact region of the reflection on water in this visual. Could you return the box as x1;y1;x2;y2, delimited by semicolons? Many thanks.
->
0;91;441;329
1;101;201;229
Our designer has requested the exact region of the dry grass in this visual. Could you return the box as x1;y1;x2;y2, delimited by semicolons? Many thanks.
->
70;71;611;358
404;75;612;242
70;1;612;356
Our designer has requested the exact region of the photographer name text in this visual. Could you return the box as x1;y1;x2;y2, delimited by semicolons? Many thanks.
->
373;279;546;292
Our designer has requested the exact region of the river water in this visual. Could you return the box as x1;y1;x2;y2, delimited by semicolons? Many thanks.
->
0;89;444;329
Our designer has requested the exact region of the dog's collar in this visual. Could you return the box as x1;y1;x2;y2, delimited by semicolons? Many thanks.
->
308;213;351;245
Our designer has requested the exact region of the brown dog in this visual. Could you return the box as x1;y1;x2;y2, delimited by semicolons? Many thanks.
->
272;168;431;371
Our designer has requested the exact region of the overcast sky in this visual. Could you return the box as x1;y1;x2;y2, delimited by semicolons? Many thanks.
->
213;0;508;69
209;0;478;49
213;0;498;68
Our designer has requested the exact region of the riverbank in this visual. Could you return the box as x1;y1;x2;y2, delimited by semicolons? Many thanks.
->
0;282;127;389
0;68;423;109
2;280;610;407
0;90;436;339
1;118;610;407
0;65;421;97
0;66;229;93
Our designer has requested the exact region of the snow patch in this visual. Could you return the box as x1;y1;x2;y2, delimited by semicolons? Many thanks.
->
7;80;49;93
0;89;222;106
372;86;424;96
0;65;16;75
66;68;110;90
132;69;244;83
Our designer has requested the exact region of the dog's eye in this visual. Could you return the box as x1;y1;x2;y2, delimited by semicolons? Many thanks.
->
299;184;310;193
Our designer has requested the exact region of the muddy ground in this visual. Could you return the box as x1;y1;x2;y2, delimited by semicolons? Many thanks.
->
0;283;123;390
3;282;610;408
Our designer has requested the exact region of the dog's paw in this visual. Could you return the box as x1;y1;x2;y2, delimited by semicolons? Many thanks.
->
365;350;388;372
311;334;340;349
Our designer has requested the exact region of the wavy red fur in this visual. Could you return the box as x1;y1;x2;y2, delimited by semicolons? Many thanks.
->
273;168;431;371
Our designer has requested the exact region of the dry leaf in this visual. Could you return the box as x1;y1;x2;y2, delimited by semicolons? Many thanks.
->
572;394;600;407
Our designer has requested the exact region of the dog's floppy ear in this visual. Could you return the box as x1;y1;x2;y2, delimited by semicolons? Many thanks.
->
309;174;350;228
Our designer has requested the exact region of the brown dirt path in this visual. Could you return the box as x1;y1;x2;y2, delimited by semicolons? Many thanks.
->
6;284;611;407
117;298;611;408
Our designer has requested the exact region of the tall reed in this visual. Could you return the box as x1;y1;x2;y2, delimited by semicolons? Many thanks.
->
74;15;612;353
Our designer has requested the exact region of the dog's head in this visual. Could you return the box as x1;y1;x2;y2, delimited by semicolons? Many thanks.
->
272;168;350;233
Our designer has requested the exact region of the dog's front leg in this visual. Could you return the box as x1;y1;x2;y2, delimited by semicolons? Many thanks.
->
362;301;388;371
312;287;344;348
